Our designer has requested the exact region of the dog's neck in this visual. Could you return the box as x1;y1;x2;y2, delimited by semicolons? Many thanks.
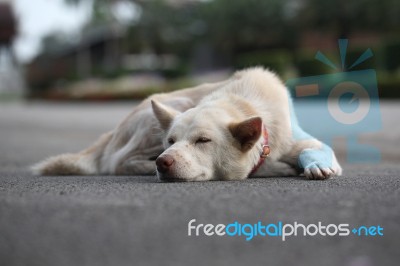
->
249;124;270;176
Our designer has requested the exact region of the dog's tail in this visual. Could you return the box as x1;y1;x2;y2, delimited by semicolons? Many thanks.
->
31;132;112;175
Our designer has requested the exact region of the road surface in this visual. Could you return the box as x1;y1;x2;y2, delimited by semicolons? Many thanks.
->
0;101;399;266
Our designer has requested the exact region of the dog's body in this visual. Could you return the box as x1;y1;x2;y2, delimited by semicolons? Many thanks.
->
32;68;342;181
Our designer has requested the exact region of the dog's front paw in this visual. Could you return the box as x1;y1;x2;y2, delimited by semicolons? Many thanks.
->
299;148;343;180
304;162;342;180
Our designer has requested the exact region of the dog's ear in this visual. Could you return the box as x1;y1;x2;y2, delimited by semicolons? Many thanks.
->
151;100;181;130
229;117;262;152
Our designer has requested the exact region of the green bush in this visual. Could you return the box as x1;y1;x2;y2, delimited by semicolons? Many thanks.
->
295;52;336;77
234;49;292;75
160;64;189;79
346;47;380;71
377;72;400;98
382;39;400;72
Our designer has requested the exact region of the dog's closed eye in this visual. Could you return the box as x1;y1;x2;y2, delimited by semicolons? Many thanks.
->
195;137;211;144
168;138;175;145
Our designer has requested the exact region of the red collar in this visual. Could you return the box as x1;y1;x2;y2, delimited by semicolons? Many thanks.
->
249;125;270;176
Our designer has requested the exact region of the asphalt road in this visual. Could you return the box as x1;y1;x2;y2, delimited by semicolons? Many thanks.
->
0;101;399;266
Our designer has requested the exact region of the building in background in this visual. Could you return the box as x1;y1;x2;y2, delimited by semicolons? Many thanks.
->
0;0;24;96
21;0;400;99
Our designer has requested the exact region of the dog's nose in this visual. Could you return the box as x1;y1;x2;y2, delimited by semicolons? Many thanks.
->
156;155;175;173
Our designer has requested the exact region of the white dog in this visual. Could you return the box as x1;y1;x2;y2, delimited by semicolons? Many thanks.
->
32;67;342;181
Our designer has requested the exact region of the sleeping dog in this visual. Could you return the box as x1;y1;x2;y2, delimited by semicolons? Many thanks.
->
32;67;342;181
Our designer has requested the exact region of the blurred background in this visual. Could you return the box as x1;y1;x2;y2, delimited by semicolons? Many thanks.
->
1;3;399;265
1;0;400;100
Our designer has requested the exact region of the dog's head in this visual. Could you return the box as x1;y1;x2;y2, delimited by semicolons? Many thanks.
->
151;100;262;181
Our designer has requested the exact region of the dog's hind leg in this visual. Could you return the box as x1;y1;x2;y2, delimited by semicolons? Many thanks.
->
31;131;113;175
113;143;163;175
